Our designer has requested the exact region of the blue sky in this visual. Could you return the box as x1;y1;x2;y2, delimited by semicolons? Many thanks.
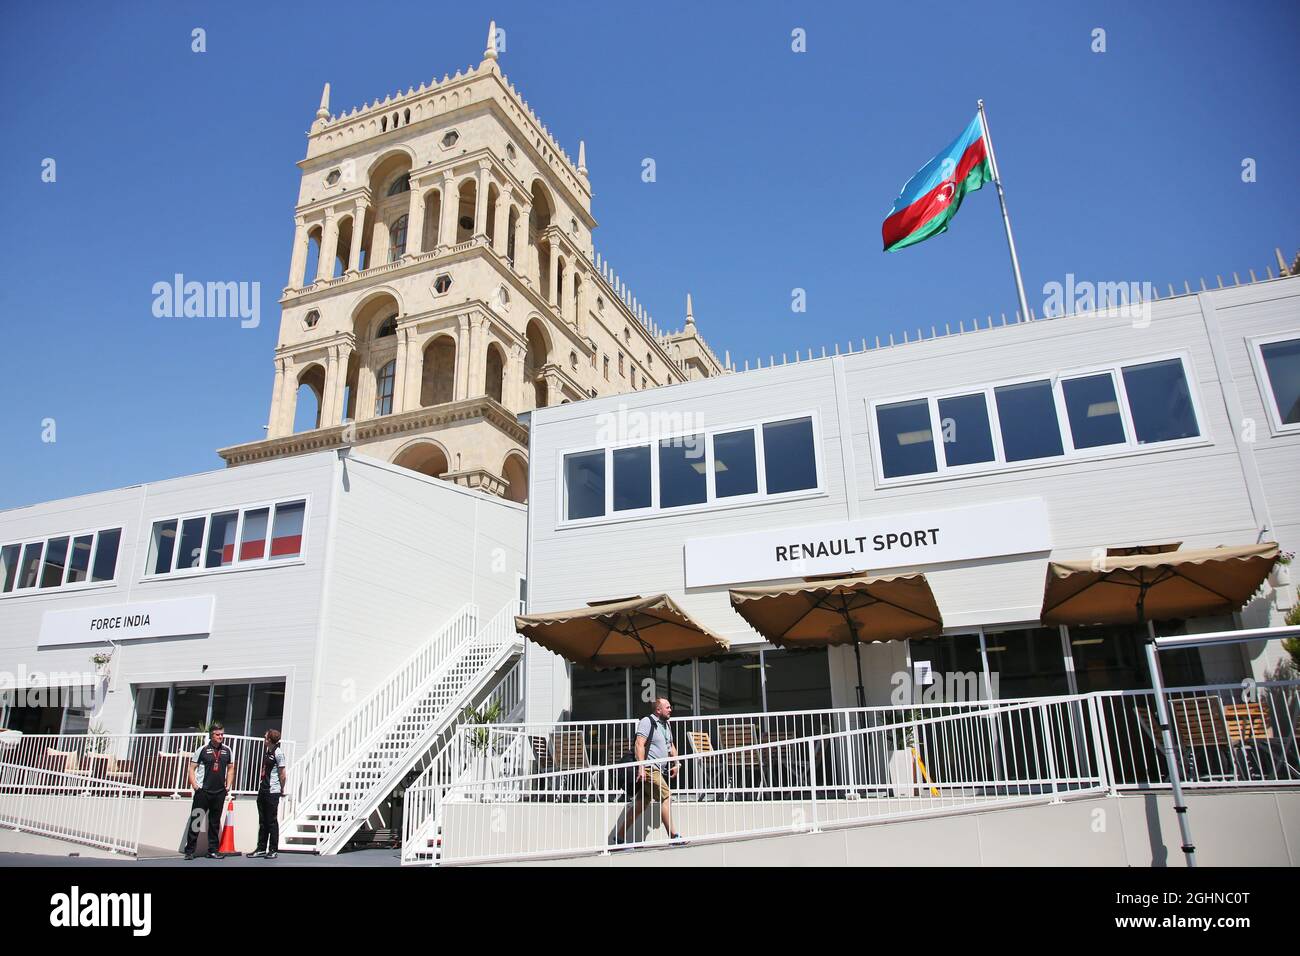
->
0;0;1296;510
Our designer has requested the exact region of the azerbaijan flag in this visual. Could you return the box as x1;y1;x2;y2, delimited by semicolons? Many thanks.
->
882;113;993;252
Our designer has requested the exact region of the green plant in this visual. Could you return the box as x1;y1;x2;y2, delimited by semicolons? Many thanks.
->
891;708;923;750
87;722;110;754
463;700;503;752
89;651;113;668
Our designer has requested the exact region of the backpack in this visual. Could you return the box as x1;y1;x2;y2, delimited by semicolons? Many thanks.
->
616;715;672;797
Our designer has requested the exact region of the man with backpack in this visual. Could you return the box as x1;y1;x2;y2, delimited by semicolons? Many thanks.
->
612;696;683;846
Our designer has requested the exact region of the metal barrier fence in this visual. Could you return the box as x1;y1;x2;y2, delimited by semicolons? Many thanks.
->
428;695;1108;865
0;733;297;797
404;679;1300;864
1095;681;1300;788
0;761;145;856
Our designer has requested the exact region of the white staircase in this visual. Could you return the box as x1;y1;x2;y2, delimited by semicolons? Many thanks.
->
283;603;522;855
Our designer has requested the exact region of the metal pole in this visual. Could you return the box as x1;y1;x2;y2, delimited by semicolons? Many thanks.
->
1143;618;1197;867
977;100;1032;323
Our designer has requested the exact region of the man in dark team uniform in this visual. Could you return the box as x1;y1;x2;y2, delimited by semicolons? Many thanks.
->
184;722;236;860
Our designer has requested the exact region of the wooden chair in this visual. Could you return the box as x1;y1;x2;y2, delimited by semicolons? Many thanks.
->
550;731;594;800
686;731;722;799
45;747;91;777
103;754;134;782
1137;696;1235;782
717;723;765;796
1222;701;1279;779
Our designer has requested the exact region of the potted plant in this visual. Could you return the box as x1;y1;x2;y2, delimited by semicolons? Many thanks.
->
90;650;113;678
87;722;110;755
462;701;503;798
888;709;922;798
1271;551;1294;588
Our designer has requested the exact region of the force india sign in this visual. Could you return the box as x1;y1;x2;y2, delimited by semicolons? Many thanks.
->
683;499;1051;589
38;595;216;648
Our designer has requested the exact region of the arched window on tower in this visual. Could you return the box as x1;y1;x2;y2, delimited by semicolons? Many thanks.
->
389;215;408;262
387;173;410;196
376;315;398;339
374;360;396;416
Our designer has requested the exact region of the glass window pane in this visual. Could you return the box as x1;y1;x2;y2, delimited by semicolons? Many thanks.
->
994;380;1064;462
204;511;239;568
239;508;269;561
170;685;211;733
571;667;627;721
66;534;93;584
374;361;395;416
564;451;605;520
1260;338;1300;425
148;520;177;575
1;544;20;592
1062;373;1126;449
697;653;764;715
210;683;250;736
612;446;651;512
18;542;44;589
40;536;69;588
876;400;936;478
628;663;695;717
248;682;286;738
937;393;995;467
269;501;306;559
983;626;1069;698
91;529;121;583
133;687;170;732
1122;359;1199;444
658;435;707;508
712;429;758;498
762;418;818;493
175;516;207;571
762;648;832;712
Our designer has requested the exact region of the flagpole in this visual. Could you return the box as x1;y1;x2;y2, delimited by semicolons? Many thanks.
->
978;99;1032;322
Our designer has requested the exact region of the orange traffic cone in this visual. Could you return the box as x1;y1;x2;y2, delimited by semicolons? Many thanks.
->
218;797;237;854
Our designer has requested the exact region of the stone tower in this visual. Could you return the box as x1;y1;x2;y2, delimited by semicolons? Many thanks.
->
218;22;725;501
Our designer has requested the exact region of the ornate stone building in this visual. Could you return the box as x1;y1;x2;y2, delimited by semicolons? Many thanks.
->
217;22;726;501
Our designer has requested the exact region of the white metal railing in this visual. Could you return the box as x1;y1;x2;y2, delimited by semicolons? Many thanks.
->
1093;680;1300;789
0;733;296;797
0;761;145;855
399;652;527;864
286;603;479;819
288;604;522;853
427;695;1107;865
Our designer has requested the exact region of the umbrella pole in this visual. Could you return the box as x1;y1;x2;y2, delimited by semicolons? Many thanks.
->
1139;590;1197;868
838;603;866;708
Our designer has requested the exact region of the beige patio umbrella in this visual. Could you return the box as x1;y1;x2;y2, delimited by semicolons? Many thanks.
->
729;572;943;707
514;594;730;671
1040;543;1279;626
1038;541;1278;869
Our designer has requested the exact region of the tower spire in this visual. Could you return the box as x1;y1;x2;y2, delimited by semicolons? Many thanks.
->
484;20;499;61
578;139;588;176
312;82;331;131
685;292;695;327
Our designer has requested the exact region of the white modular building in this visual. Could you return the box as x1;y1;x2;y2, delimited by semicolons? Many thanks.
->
522;275;1300;722
0;450;525;750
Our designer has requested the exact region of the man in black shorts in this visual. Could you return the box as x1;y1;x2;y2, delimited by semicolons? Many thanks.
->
184;722;236;860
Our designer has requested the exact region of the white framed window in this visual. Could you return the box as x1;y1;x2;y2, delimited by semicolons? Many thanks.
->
144;499;307;578
0;526;122;597
870;352;1206;485
1249;331;1300;434
559;413;823;526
